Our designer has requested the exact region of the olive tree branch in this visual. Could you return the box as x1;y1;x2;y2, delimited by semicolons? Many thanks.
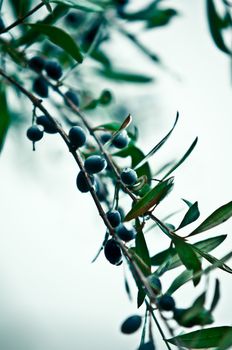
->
0;1;45;35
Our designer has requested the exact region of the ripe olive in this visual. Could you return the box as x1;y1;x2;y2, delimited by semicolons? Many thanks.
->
36;115;57;134
121;315;142;334
76;170;95;193
45;60;62;80
106;210;121;228
33;77;49;98
116;224;136;242
104;239;122;265
120;168;138;186
69;126;86;148
158;294;175;311
28;56;45;72
84;155;106;174
26;125;43;142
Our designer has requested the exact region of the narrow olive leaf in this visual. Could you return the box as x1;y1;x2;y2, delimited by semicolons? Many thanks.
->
188;201;232;237
182;198;193;207
97;68;153;83
217;329;232;350
135;219;151;276
9;0;33;17
42;0;53;12
151;234;227;270
118;114;132;132
176;202;200;231
162;137;198;180
139;309;148;347
93;122;137;141
124;275;132;301
206;0;231;54
124;177;174;221
172;236;201;285
50;0;103;12
167;327;232;348
210;279;220;312
27;24;83;63
134;112;179;170
0;84;11;152
166;269;193;295
193;246;232;274
137;288;146;308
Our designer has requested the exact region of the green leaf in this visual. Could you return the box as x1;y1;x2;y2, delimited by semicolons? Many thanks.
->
0;84;11;152
217;329;232;350
134;112;179;170
135;219;151;276
124;177;174;221
166;269;193;295
9;0;33;17
210;279;220;312
161;137;198;180
97;68;153;83
28;24;83;63
50;0;103;12
206;0;231;55
172;236;201;285
167;327;232;348
93;122;137;141
176;201;200;230
192;246;232;274
42;0;53;13
137;288;146;308
151;234;227;270
188;201;232;236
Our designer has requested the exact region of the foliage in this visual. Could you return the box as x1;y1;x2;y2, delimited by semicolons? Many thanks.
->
0;0;231;349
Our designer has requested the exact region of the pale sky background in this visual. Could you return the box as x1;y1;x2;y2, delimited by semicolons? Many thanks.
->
0;1;232;350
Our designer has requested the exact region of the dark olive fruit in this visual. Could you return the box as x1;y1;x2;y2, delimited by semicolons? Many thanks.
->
116;224;136;242
112;130;129;149
84;155;107;174
99;90;112;105
26;125;43;142
148;275;162;293
76;170;95;193
120;168;138;186
104;239;122;265
65;90;80;107
121;315;142;334
36;115;57;134
158;294;175;311
45;60;62;80
106;210;121;228
69;126;86;148
65;11;82;27
0;17;5;31
100;132;112;144
33;76;49;98
138;341;155;350
28;56;45;72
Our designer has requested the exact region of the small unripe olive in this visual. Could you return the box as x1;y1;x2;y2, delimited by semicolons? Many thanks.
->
33;77;49;98
158;294;175;311
65;90;80;107
28;56;45;72
69;126;86;148
84;155;106;174
120;168;138;186
26;125;43;142
104;239;122;265
116;224;136;242
148;275;162;293
100;132;112;144
45;60;62;80
106;210;121;228
120;315;142;334
112;130;129;149
36;115;57;134
76;170;95;193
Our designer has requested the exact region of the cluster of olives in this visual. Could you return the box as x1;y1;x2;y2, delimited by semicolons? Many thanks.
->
26;115;58;147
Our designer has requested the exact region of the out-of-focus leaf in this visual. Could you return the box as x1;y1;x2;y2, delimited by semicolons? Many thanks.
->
0;84;11;152
216;329;232;350
193;246;232;274
90;49;111;67
114;144;152;183
9;0;33;17
124;177;174;221
176;201;200;230
42;0;53;12
28;24;83;63
50;0;103;12
15;5;69;47
162;137;198;180
137;288;146;308
166;269;193;295
188;201;232;236
135;219;151;276
210;279;220;312
146;9;178;28
0;40;27;66
124;275;132;301
206;0;231;54
134;112;179;170
151;234;227;270
97;68;153;83
182;198;193;207
167;327;232;348
172;236;201;285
